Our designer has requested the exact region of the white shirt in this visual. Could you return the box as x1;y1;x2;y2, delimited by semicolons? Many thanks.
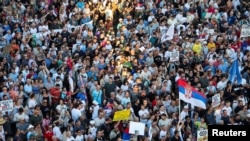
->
13;112;29;122
71;108;82;122
180;110;189;121
140;70;151;80
139;109;149;122
232;0;241;10
30;27;37;34
217;80;228;91
75;135;84;141
184;3;190;10
105;44;112;50
159;130;167;139
92;105;99;119
222;106;232;116
65;136;75;141
148;16;155;22
28;99;37;109
53;126;63;140
56;104;67;115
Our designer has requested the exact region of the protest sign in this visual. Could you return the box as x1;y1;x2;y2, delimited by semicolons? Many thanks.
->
197;129;208;141
113;110;130;121
169;51;179;62
212;94;221;108
129;121;145;136
205;13;212;19
241;24;250;38
0;100;13;113
206;29;214;35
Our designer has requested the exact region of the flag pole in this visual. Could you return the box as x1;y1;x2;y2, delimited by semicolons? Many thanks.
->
179;92;181;119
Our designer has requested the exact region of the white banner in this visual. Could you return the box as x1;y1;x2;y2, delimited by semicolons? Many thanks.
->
169;51;179;62
241;24;250;38
0;99;13;113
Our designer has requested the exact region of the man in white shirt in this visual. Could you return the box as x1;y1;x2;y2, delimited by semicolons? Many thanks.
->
222;101;233;116
91;101;100;119
71;103;82;122
180;105;189;121
56;99;67;115
140;67;151;80
217;76;228;91
138;105;150;124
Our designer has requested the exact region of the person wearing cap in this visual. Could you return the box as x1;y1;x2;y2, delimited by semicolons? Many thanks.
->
27;124;35;140
87;120;97;139
91;100;100;119
180;105;189;121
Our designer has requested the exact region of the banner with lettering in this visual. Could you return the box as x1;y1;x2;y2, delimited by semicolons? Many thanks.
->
169;51;179;62
0;100;14;113
240;24;250;38
212;94;221;108
197;129;208;141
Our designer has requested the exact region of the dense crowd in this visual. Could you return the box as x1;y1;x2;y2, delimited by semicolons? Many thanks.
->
0;0;250;141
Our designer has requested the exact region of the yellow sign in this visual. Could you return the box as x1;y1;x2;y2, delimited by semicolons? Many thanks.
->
113;110;131;121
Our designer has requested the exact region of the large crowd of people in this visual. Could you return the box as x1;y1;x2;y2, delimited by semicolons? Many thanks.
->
0;0;249;141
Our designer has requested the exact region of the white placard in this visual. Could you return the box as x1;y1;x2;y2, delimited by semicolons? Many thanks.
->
241;24;250;38
206;29;214;35
169;51;179;62
0;99;13;113
129;121;145;136
205;13;212;19
197;129;208;141
212;94;220;108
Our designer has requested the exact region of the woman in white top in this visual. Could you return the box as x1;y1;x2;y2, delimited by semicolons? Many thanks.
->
59;5;68;22
28;93;37;111
214;104;224;125
159;125;169;139
64;131;75;141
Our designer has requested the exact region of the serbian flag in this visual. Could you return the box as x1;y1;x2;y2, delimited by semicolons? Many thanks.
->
178;80;207;109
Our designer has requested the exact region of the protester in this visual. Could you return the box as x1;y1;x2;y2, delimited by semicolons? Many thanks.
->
0;0;249;141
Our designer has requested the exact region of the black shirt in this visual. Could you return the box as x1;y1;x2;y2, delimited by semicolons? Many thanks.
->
171;136;181;141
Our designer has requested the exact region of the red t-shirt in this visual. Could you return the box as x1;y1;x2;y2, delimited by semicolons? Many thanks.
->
49;87;61;103
44;131;53;141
